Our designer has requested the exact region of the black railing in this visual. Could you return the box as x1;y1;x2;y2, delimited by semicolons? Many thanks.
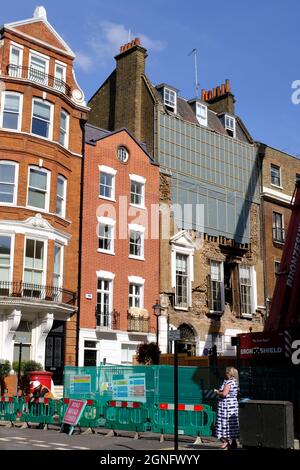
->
127;313;149;333
0;281;76;305
96;307;120;330
272;227;286;244
7;64;72;97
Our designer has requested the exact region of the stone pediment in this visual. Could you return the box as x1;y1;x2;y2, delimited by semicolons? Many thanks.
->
170;230;195;248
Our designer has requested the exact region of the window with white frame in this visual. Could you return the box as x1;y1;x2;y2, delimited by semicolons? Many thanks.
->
54;63;66;93
121;344;137;365
210;260;223;312
96;277;113;328
84;340;98;366
13;321;32;362
9;43;23;77
99;166;116;200
56;175;67;217
225;115;236;137
271;164;281;187
210;333;224;354
272;212;285;243
0;235;12;293
53;244;63;290
196;102;207;126
164;87;177;113
129;283;143;308
129;227;144;259
31;99;53;139
29;52;49;85
1;92;22;130
0;161;18;205
239;265;252;316
130;175;145;207
98;217;115;254
59;110;69;147
24;238;45;288
274;260;280;276
175;253;189;308
27;167;50;211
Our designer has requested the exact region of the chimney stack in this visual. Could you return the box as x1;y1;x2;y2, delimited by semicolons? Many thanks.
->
202;79;235;115
114;38;147;140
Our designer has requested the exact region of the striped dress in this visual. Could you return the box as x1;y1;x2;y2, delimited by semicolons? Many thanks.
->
215;378;239;439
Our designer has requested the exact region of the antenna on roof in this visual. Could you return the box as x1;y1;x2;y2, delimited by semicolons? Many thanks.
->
188;48;200;98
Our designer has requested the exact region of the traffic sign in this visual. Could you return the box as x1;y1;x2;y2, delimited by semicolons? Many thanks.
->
169;330;181;341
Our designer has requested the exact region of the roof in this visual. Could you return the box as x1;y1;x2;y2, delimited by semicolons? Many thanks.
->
85;124;159;166
1;7;75;57
153;84;252;143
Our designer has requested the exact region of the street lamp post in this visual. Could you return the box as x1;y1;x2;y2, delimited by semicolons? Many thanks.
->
152;300;162;347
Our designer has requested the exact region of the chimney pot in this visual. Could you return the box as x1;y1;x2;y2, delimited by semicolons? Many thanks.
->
213;87;217;98
201;89;206;100
135;37;141;45
225;79;230;93
221;84;225;95
216;86;221;97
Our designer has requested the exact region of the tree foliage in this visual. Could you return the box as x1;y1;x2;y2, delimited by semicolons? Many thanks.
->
136;342;161;365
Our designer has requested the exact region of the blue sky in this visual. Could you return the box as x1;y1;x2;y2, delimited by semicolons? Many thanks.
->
2;0;300;156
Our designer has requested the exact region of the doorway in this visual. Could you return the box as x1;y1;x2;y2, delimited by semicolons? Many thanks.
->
45;320;65;385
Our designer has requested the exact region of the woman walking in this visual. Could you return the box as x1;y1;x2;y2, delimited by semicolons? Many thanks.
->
214;366;239;450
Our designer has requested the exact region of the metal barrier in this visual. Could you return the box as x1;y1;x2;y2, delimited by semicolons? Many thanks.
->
59;398;105;430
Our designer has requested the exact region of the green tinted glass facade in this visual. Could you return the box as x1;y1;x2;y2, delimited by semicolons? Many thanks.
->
158;113;259;243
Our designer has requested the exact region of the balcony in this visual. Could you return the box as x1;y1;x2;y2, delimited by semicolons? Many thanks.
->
0;281;76;305
272;227;286;244
127;312;149;333
6;64;72;98
96;307;120;330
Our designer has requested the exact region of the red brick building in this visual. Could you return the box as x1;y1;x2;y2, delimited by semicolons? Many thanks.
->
80;125;160;365
0;7;87;383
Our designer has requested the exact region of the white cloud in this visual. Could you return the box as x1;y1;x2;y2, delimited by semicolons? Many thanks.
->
74;51;93;72
89;21;166;65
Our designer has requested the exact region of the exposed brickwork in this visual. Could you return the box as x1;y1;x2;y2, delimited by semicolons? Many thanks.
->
260;144;300;304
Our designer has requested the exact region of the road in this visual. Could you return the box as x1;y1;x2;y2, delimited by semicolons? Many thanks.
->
0;423;221;451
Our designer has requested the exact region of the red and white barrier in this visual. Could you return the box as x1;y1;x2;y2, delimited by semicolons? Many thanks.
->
108;401;142;408
159;403;203;411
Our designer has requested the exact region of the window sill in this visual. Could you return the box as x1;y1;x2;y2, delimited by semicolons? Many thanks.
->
270;183;283;190
26;204;49;212
174;306;189;311
130;203;146;210
98;195;116;202
240;313;253;319
129;255;145;261
97;249;115;256
31;132;53;142
208;310;223;315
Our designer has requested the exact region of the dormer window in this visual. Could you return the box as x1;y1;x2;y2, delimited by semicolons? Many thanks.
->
164;87;177;113
196;102;207;126
224;115;236;138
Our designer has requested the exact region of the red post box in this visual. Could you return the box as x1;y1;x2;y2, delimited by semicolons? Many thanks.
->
28;371;53;394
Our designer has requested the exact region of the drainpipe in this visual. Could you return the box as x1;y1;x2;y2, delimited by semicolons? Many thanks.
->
75;117;86;366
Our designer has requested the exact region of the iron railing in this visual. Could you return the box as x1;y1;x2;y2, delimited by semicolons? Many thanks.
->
0;281;76;305
6;64;72;97
127;313;149;333
272;227;286;244
96;307;120;330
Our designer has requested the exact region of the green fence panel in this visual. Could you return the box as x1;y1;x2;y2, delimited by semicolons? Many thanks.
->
0;397;19;422
104;402;150;432
20;397;59;425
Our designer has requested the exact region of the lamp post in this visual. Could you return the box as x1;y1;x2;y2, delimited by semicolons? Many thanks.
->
152;300;162;347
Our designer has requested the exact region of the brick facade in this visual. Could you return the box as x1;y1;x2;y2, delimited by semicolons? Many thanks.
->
0;8;87;381
259;144;300;307
79;127;160;365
